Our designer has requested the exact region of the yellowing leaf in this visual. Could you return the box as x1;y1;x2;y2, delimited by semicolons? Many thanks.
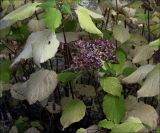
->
111;117;145;133
60;98;86;129
11;29;60;67
122;64;155;84
132;45;154;63
126;96;159;131
75;6;102;35
0;2;40;29
138;64;160;97
113;25;130;43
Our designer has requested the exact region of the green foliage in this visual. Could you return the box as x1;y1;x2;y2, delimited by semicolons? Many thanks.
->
60;98;86;129
58;71;79;83
109;48;126;74
122;67;136;77
0;60;11;82
44;8;62;31
100;77;122;97
103;95;126;124
98;119;115;129
111;117;145;133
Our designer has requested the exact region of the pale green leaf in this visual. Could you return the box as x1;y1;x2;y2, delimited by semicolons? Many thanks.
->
60;99;86;129
113;25;130;43
75;6;102;35
111;117;145;133
76;128;87;133
0;2;41;29
98;119;115;129
149;39;160;47
126;96;159;131
103;95;126;124
44;8;62;31
122;64;155;84
100;77;122;97
138;64;160;97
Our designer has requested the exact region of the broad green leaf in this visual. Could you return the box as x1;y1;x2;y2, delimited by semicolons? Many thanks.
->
122;64;155;84
11;69;58;104
60;99;86;129
75;6;102;35
44;8;62;31
0;2;40;29
122;67;136;77
113;25;130;43
149;39;160;47
11;29;60;67
103;95;126;124
132;45;154;63
126;96;159;130
109;48;126;74
111;117;145;133
38;1;56;8
76;128;86;133
58;72;78;83
0;60;11;82
98;119;115;129
100;77;122;97
138;64;160;97
61;4;72;14
31;121;43;130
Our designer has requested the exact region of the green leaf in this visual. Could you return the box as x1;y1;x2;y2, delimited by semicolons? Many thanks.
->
111;117;145;133
61;4;72;14
60;98;86;129
98;119;115;129
76;128;86;133
75;6;102;35
102;30;112;40
58;72;78;83
38;1;56;9
122;67;136;77
109;48;126;74
113;25;130;43
149;39;160;47
103;95;126;124
127;1;142;8
9;25;30;41
0;2;40;29
100;77;122;97
44;8;62;31
0;60;11;82
31;121;43;130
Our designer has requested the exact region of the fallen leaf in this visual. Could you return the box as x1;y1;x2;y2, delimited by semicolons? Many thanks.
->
138;64;160;97
122;64;155;84
125;96;159;131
